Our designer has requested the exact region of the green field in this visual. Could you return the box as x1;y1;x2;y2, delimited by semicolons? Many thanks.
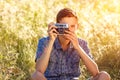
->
0;0;120;80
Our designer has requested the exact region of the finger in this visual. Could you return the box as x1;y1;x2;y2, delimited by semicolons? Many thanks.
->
65;30;75;36
48;28;58;35
64;34;73;40
64;33;76;41
48;22;54;28
48;25;57;32
49;25;57;30
65;31;77;40
53;33;58;37
48;22;57;30
53;29;59;34
47;26;57;33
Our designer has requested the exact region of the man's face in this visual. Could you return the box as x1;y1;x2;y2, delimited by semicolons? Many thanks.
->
59;17;78;33
58;17;78;40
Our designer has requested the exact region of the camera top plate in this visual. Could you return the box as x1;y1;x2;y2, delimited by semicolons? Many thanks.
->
55;23;68;28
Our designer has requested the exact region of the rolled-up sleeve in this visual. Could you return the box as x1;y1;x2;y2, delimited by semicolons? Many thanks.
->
35;37;49;62
78;39;93;59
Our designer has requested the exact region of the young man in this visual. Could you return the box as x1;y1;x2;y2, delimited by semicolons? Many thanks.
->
32;8;110;80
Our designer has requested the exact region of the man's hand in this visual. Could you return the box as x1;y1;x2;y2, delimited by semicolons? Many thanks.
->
64;30;99;77
64;30;79;50
47;22;58;41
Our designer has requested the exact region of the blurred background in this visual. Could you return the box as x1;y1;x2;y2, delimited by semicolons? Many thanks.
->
0;0;120;80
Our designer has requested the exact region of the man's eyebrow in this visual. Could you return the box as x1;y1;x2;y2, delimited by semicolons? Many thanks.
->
70;24;77;26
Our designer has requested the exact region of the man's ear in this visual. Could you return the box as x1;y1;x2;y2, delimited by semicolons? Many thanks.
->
76;23;79;30
75;23;79;34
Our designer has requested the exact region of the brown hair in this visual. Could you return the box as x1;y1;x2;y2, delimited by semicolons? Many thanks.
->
56;8;78;23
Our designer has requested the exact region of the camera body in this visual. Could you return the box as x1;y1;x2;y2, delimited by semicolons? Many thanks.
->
55;23;69;34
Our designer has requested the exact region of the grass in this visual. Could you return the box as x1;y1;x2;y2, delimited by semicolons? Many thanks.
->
0;0;120;80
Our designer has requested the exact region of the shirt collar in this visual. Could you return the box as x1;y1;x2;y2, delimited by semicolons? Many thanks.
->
54;38;62;49
54;38;73;49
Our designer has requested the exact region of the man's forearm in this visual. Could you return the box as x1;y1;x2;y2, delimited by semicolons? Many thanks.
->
76;46;99;76
36;40;54;73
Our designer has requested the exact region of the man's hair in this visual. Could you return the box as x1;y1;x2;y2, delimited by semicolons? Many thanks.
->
56;8;78;23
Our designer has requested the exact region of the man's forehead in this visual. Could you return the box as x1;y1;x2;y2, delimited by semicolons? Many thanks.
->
60;17;78;25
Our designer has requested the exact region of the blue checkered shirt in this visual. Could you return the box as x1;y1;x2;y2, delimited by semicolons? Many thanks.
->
36;37;92;80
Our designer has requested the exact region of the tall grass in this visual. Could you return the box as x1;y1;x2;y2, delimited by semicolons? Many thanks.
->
0;0;120;80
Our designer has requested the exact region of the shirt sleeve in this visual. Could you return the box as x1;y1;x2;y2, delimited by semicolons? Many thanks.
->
78;39;93;59
35;37;49;62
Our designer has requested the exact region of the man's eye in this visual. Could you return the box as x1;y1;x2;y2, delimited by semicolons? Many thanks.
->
71;25;75;27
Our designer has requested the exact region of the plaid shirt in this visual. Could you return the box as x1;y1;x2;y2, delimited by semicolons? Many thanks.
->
36;37;92;80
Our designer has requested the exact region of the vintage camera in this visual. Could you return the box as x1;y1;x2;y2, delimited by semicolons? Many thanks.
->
55;23;69;34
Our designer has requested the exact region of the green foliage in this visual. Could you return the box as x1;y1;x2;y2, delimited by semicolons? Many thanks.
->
0;0;120;80
96;44;120;80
